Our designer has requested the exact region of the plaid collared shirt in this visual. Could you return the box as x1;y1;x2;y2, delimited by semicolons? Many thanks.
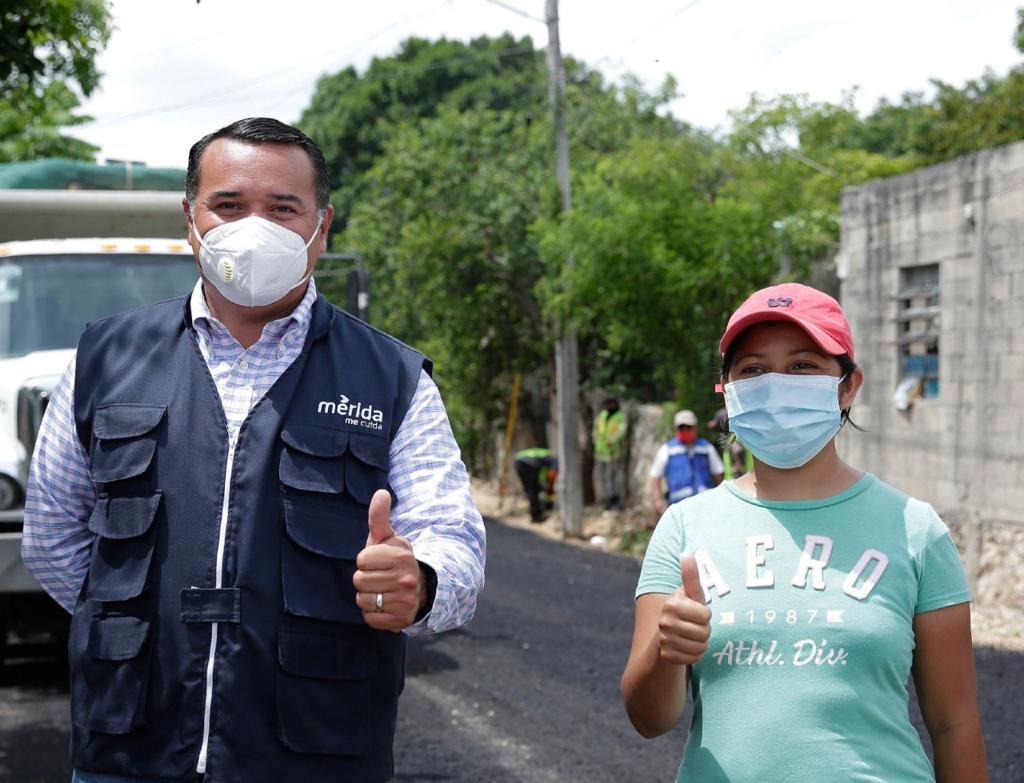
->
22;279;484;634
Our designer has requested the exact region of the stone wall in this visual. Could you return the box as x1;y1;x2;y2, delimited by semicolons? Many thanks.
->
838;141;1024;608
617;403;672;519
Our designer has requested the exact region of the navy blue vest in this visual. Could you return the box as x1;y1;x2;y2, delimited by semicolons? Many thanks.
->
69;293;429;783
665;438;714;503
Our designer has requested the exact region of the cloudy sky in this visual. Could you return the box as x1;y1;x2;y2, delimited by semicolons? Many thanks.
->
76;0;1024;168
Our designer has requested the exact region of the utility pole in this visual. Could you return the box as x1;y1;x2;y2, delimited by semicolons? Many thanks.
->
545;0;583;538
772;219;791;281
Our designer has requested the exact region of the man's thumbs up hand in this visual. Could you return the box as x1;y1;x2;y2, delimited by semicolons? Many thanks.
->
657;553;713;666
366;488;395;546
354;489;427;631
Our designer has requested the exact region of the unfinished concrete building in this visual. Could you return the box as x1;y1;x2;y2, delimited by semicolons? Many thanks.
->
837;141;1024;610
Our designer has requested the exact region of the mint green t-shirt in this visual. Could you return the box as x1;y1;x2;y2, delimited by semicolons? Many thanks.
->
636;474;970;783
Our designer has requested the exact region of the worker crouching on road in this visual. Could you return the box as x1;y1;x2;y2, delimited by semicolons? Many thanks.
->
514;447;558;523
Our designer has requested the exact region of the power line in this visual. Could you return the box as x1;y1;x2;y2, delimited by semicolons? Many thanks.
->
590;0;705;75
481;0;545;24
86;1;703;130
781;147;837;177
116;30;222;67
653;0;705;32
81;0;455;127
86;42;539;128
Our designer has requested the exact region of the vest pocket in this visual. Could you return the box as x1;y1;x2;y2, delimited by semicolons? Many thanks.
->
72;614;152;734
85;493;162;602
276;628;377;755
280;449;345;494
281;496;367;624
280;423;347;495
343;433;389;504
278;424;390;503
90;403;166;483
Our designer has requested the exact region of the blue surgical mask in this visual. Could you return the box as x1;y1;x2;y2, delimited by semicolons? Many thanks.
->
723;373;844;469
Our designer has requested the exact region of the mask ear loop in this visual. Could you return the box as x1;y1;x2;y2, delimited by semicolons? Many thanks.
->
188;205;214;252
297;210;327;289
303;210;326;249
838;364;857;427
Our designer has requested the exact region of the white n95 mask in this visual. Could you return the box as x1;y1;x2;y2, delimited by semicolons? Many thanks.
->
194;214;322;307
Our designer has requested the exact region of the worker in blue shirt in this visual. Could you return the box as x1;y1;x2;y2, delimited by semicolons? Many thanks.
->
648;409;724;515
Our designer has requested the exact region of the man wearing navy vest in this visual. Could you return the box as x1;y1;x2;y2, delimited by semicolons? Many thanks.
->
648;409;724;516
22;118;486;783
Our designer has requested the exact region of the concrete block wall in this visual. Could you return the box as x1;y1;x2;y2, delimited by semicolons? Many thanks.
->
838;142;1024;608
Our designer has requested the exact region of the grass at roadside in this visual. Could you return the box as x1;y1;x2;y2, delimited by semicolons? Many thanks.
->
616;527;654;558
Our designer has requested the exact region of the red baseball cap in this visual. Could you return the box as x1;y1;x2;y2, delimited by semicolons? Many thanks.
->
719;283;855;361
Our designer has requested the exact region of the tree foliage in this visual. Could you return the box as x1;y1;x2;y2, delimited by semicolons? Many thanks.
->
1;0;111;98
535;136;777;405
305;16;1024;466
318;37;679;460
0;80;99;162
0;0;112;162
299;35;548;225
341;107;551;456
341;107;679;459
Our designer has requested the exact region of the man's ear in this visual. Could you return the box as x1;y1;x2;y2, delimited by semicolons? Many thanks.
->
318;205;335;251
182;198;196;240
183;199;202;266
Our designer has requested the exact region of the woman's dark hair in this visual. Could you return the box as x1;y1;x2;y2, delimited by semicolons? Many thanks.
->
185;117;330;210
719;341;862;432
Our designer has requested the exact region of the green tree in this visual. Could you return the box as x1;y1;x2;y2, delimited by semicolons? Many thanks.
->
531;90;925;418
299;34;547;225
720;93;919;281
301;35;683;227
339;107;551;459
325;59;679;462
1;0;111;97
535;135;777;412
0;81;98;161
313;11;1024;469
0;0;112;162
818;11;1024;165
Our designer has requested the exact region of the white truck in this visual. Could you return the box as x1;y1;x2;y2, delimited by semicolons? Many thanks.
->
0;189;197;664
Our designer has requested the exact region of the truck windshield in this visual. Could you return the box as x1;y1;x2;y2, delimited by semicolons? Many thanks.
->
0;254;198;358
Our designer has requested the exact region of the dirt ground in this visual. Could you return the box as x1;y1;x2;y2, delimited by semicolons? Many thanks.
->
472;478;1024;652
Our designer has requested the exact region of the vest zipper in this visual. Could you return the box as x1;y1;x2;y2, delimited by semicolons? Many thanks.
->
196;426;238;775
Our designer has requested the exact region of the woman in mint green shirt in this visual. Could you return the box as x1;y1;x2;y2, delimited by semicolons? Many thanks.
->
621;283;988;782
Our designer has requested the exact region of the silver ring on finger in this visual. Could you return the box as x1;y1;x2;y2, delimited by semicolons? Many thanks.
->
374;592;384;613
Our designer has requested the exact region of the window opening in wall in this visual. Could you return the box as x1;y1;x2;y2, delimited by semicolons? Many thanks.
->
894;263;940;407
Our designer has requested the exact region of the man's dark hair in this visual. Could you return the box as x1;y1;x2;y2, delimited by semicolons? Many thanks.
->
185;117;330;210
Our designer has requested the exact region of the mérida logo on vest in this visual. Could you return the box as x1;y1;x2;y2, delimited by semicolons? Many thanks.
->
317;394;385;431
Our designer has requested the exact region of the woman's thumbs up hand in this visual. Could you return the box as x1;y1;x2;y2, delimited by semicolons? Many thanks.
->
657;553;713;666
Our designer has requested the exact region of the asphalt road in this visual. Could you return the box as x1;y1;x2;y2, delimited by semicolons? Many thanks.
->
1;517;1021;782
393;521;688;783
